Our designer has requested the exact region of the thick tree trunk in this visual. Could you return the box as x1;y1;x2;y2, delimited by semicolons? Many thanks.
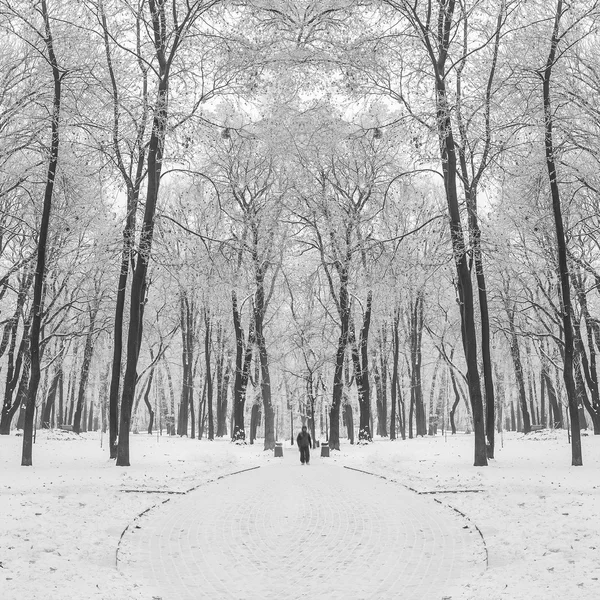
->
409;292;426;437
329;267;350;451
22;0;60;466
344;399;354;444
249;400;261;445
253;267;275;451
350;292;373;442
231;291;254;442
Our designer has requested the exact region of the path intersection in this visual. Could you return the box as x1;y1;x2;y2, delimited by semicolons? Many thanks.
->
118;449;485;599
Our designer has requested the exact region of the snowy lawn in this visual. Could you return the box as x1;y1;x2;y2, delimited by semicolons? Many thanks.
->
328;430;600;600
1;428;599;600
0;431;257;600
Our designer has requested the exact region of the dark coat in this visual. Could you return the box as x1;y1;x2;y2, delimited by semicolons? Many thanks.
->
297;430;312;448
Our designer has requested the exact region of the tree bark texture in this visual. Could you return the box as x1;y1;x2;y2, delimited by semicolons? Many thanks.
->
329;267;350;450
231;291;254;442
349;291;373;442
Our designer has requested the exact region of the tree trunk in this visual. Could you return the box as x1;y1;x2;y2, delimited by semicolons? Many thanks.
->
143;365;155;434
409;292;426;437
42;366;61;429
397;376;406;440
253;267;275;451
163;357;176;435
372;361;383;437
73;305;98;434
428;355;441;435
378;325;388;437
329;267;350;451
350;291;373;442
390;308;400;440
0;311;32;435
205;310;214;440
22;0;60;466
540;368;546;428
250;400;261;445
99;0;146;458
541;0;582;465
231;291;254;442
343;399;354;444
449;365;461;435
506;303;531;434
116;0;179;465
572;275;600;433
426;0;487;465
215;324;224;437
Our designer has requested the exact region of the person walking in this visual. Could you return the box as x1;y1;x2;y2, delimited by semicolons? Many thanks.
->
296;425;312;465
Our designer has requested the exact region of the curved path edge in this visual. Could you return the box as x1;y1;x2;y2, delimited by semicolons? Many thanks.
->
343;464;489;568
118;456;488;600
115;465;261;568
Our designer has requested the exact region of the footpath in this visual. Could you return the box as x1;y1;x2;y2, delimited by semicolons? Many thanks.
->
118;447;485;599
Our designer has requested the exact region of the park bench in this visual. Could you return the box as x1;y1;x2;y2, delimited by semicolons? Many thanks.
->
59;424;74;432
529;424;545;432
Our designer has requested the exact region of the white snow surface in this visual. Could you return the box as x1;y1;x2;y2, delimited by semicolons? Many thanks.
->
1;428;599;600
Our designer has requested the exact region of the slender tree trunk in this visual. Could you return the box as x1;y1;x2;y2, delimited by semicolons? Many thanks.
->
390;308;400;440
42;366;61;429
432;1;487;465
73;305;98;434
506;302;531;434
215;324;224;437
22;0;60;466
572;274;600;433
541;0;582;465
143;365;155;434
205;310;214;440
0;313;32;435
99;0;146;460
397;376;406;440
449;366;462;435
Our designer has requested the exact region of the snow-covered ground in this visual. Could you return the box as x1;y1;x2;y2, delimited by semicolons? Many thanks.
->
328;430;600;600
0;431;257;600
1;428;598;599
